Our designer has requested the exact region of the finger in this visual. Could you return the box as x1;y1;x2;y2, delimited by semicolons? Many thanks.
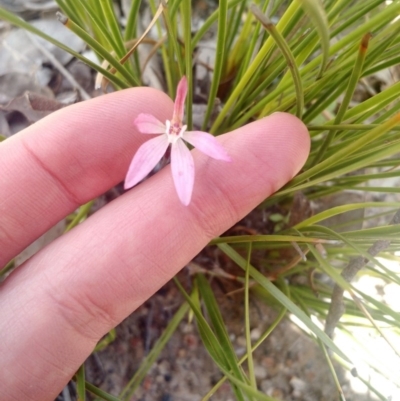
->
0;113;310;401
0;88;174;267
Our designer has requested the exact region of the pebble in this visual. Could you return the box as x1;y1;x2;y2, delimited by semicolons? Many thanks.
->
290;376;308;398
254;365;268;380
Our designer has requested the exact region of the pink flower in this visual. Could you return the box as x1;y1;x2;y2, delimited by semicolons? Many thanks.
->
124;76;231;205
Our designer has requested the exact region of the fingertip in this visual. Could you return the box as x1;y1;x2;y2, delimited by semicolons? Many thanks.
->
230;112;310;191
191;112;311;213
263;112;311;170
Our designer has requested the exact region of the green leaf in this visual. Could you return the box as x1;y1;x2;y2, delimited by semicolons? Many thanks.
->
75;364;86;401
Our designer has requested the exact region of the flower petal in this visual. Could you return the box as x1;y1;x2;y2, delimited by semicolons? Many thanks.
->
124;135;169;189
134;113;166;134
172;76;187;123
183;131;231;161
171;138;194;206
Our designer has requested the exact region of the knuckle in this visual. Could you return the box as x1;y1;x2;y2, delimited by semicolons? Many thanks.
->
46;286;117;342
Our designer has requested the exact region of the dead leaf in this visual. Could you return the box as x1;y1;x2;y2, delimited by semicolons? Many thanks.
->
0;72;53;104
0;92;67;124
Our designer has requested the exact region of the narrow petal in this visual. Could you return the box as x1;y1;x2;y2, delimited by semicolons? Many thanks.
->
124;135;169;189
183;131;231;161
171;139;194;206
172;76;187;123
134;113;166;134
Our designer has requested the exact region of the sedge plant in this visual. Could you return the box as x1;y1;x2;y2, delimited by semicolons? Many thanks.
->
1;0;400;399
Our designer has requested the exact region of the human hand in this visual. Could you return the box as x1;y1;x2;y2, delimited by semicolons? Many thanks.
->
0;87;310;401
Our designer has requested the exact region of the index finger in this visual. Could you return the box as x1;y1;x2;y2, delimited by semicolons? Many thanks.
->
0;88;174;267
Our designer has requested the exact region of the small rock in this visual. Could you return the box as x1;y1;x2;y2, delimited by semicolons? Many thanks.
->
254;365;268;380
183;333;198;350
250;327;261;341
236;336;247;347
181;323;194;334
290;376;308;398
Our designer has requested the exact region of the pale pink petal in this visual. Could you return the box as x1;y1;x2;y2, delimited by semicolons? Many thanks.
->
171;139;195;206
172;76;187;123
124;135;169;189
134;113;166;134
183;131;231;161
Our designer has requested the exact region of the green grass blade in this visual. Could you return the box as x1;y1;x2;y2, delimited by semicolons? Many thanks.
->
181;0;193;130
191;0;243;48
79;1;123;55
294;202;400;230
99;0;126;57
218;243;351;362
64;201;94;233
286;113;400;190
124;0;141;40
244;243;256;389
250;4;304;118
86;382;122;401
313;33;372;164
196;274;247;400
202;306;287;400
75;364;86;401
94;329;116;352
56;13;139;87
211;235;332;245
210;0;301;133
299;0;330;78
201;0;228;131
173;278;245;396
119;302;190;400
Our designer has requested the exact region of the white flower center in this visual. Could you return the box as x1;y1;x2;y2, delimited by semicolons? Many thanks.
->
165;119;187;144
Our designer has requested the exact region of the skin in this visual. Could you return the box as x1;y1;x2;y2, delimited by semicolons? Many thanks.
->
0;87;310;401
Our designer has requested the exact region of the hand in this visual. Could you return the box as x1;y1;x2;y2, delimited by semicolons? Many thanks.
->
0;87;310;401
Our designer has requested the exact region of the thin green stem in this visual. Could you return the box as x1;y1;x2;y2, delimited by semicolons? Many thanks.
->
55;0;85;26
0;259;14;278
191;0;243;48
313;33;371;165
99;0;127;57
181;0;193;129
75;364;86;401
148;0;173;96
124;0;141;40
250;4;303;118
210;0;301;133
64;201;94;233
201;0;228;131
308;124;400;131
202;307;287;401
300;0;330;78
245;243;256;389
79;2;122;54
124;0;142;75
162;5;184;79
119;302;189;400
56;12;139;87
86;382;122;401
